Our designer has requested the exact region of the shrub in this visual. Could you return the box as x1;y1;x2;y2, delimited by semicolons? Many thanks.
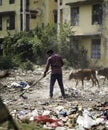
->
20;60;34;71
0;56;15;70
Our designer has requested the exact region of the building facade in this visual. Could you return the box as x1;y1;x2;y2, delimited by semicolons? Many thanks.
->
62;0;108;67
0;0;108;67
0;0;58;53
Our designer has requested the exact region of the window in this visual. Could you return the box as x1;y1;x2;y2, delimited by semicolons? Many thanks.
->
0;0;2;5
42;23;44;30
70;37;79;53
92;4;103;25
31;13;36;19
7;15;15;30
26;14;29;31
0;16;2;30
20;14;23;31
26;0;29;11
91;39;101;59
71;7;79;26
53;10;57;23
20;0;23;12
9;0;15;4
0;43;3;55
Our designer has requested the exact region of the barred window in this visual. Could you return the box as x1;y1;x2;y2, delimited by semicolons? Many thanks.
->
0;0;2;5
0;16;2;30
71;7;79;26
9;0;15;4
7;15;15;30
91;39;101;59
92;4;103;25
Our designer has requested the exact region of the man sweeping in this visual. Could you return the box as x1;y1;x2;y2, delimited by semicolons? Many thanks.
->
43;50;65;99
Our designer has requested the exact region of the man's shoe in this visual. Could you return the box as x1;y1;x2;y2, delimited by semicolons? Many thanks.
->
62;95;66;99
50;96;53;99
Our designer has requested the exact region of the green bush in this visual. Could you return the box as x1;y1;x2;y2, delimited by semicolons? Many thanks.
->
20;60;34;71
2;24;89;69
0;56;15;70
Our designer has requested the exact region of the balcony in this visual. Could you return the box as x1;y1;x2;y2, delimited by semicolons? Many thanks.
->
66;0;104;6
0;11;15;16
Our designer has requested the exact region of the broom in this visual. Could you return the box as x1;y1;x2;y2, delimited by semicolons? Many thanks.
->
20;71;51;98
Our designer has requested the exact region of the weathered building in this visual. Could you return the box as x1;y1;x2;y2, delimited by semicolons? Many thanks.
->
0;0;58;53
0;0;108;67
62;0;108;67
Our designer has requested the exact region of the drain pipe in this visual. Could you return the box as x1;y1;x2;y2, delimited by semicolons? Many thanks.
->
57;0;60;39
22;0;26;31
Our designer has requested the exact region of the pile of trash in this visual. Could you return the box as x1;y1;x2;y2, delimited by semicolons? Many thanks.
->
9;100;108;130
1;68;108;130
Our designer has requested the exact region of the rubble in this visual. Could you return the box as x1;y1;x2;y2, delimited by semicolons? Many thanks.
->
0;66;108;129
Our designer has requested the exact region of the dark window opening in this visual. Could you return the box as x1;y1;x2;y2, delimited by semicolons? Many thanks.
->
20;14;23;31
9;0;15;4
91;39;101;59
0;0;2;5
0;44;3;55
42;23;44;30
71;7;79;26
20;0;23;12
92;4;103;25
54;0;57;2
26;14;29;31
31;13;36;19
70;37;79;53
7;15;15;30
26;0;29;11
53;10;57;23
0;16;2;30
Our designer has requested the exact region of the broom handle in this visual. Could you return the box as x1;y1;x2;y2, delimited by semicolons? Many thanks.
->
32;70;51;86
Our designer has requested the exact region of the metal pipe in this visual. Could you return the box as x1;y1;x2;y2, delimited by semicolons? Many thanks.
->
22;0;26;31
57;0;60;39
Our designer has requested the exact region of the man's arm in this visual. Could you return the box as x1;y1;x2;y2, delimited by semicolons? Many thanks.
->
60;57;64;67
43;58;50;77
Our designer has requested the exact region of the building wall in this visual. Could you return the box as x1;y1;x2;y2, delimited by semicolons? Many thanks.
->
1;0;107;67
0;0;57;38
29;0;57;29
63;0;108;67
63;1;101;35
0;0;21;38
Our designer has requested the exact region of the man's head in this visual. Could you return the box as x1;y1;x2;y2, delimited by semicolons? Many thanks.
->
47;50;54;56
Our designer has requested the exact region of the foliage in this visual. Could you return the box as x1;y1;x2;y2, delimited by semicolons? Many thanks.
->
20;60;34;71
59;23;89;68
2;23;89;70
2;36;13;57
2;32;37;67
13;37;33;62
34;24;58;63
70;48;89;69
0;56;15;69
58;23;74;62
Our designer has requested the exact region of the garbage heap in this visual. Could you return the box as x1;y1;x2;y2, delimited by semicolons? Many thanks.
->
10;101;108;130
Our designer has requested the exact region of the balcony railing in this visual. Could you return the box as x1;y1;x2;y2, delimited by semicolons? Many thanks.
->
0;11;15;16
66;0;104;6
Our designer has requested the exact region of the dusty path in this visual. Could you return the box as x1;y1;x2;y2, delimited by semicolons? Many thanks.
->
0;68;108;112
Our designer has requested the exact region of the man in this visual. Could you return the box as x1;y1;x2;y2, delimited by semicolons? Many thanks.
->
43;50;65;99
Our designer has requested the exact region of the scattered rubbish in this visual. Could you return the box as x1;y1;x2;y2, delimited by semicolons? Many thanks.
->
11;81;30;90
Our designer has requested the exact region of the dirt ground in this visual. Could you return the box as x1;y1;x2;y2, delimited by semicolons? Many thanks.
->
0;67;108;112
1;67;108;130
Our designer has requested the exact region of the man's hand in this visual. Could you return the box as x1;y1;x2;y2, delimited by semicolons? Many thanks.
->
43;72;46;77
